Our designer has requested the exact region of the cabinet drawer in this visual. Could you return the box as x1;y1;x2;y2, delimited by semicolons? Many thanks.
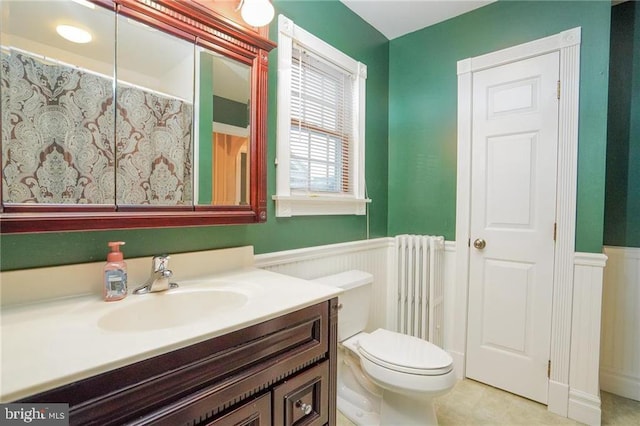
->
205;393;271;426
273;362;329;426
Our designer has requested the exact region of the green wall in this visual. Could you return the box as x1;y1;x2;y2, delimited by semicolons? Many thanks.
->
1;0;617;271
198;51;214;205
605;0;640;248
0;0;389;271
388;0;611;253
213;96;248;128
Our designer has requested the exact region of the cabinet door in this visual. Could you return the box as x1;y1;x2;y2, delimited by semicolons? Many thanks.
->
273;362;329;426
205;393;271;426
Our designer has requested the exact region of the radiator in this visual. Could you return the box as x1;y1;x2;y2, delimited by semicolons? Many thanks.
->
395;234;445;348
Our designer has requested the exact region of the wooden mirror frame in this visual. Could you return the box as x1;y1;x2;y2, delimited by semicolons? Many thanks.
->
0;0;276;233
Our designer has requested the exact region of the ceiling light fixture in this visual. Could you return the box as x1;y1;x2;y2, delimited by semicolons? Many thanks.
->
71;0;96;9
238;0;275;27
56;25;93;44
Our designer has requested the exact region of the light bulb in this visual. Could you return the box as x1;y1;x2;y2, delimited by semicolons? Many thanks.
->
56;25;92;44
71;0;95;9
240;0;275;27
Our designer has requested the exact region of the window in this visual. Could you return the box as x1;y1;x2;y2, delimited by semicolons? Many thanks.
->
274;15;369;217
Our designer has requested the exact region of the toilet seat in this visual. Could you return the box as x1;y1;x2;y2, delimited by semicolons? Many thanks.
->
358;329;453;376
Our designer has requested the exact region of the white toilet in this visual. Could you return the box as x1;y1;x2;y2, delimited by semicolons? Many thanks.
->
314;270;456;426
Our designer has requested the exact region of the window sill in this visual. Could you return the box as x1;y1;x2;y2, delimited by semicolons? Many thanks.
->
272;195;371;217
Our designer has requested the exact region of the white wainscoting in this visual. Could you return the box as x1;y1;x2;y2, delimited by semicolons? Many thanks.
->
255;238;461;375
255;239;610;425
255;238;394;332
568;252;607;426
600;246;640;402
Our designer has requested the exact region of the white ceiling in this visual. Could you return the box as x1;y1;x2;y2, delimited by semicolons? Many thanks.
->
340;0;496;40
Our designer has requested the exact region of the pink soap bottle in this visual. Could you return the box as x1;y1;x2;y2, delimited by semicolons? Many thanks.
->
104;241;128;301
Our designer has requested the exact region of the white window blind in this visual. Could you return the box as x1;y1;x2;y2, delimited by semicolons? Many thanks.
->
275;14;368;217
289;43;353;194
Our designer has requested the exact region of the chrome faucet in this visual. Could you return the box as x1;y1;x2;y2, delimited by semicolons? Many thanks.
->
133;254;178;294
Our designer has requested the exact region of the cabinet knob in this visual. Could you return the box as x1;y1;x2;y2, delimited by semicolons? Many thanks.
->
295;400;312;415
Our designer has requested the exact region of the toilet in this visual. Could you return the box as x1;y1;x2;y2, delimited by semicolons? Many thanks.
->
314;270;456;426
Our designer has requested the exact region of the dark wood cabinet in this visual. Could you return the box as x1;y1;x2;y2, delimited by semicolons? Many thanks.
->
206;394;271;426
273;362;329;426
20;299;338;426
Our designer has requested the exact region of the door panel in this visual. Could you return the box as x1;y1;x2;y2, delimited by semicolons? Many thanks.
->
481;259;534;354
486;132;537;227
466;51;559;404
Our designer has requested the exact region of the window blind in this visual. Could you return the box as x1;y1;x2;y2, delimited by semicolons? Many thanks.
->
290;43;353;194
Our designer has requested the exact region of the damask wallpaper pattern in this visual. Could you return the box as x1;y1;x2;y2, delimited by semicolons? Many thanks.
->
1;50;193;205
1;51;115;204
116;86;192;205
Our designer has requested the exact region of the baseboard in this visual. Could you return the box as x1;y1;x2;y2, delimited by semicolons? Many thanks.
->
548;380;569;417
600;368;640;401
568;389;601;426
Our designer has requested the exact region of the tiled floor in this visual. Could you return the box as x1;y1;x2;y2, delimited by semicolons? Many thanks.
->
337;379;640;425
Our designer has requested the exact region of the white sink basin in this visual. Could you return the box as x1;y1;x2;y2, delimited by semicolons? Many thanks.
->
97;288;248;332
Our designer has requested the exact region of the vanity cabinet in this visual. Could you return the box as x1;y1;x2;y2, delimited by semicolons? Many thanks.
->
19;299;338;426
207;394;271;426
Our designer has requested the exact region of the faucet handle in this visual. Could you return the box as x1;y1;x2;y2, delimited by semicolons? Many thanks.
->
152;254;170;271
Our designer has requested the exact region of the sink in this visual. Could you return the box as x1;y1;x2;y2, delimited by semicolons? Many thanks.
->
97;288;248;332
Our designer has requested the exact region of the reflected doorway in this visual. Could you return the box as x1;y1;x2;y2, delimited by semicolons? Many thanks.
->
212;124;249;205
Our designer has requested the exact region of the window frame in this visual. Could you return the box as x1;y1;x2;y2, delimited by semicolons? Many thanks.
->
273;14;369;217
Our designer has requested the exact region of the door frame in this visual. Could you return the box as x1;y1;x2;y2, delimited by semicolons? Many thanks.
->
455;27;581;417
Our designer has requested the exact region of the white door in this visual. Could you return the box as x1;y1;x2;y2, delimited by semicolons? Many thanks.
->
465;51;559;404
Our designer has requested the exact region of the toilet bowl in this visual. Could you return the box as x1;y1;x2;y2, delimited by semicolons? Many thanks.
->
313;270;456;425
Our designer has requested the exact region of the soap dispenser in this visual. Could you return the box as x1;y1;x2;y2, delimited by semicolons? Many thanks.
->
104;241;127;301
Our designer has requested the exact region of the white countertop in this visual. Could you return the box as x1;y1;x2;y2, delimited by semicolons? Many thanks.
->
0;267;341;402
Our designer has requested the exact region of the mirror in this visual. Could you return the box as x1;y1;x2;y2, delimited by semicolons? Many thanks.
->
197;49;251;206
1;0;116;205
0;0;275;232
116;13;195;206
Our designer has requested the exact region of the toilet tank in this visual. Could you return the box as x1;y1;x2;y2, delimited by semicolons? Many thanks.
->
313;270;373;341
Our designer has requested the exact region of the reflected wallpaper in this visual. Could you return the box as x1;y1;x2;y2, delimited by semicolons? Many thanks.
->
1;50;193;205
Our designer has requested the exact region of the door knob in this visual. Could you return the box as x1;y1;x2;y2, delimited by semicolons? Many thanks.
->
473;238;486;250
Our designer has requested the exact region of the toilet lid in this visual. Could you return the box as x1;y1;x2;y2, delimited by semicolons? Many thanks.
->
358;329;453;376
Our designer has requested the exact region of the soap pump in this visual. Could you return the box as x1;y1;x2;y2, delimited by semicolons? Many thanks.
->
104;241;128;301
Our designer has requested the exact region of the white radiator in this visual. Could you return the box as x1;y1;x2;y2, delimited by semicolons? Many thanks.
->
395;234;445;348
